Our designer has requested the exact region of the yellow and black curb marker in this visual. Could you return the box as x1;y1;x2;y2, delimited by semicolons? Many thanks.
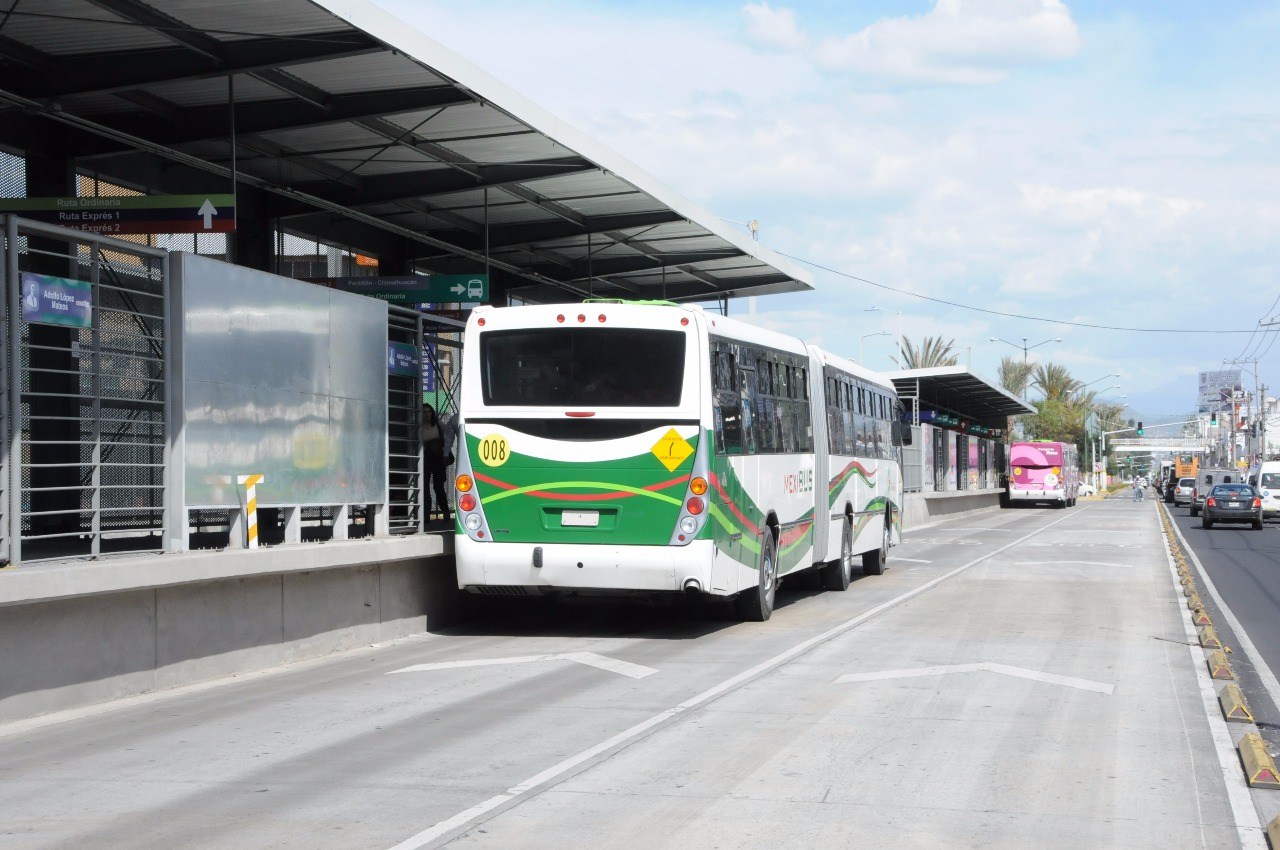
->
1239;732;1280;789
1198;626;1223;649
1219;684;1255;723
1156;502;1280;798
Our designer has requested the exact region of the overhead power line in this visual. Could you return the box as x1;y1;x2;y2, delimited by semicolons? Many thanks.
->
778;252;1262;335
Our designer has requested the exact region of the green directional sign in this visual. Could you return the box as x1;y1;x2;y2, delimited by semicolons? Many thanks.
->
0;194;236;234
332;274;488;304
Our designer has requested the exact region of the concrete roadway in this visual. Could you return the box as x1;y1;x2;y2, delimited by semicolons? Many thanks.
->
0;500;1269;849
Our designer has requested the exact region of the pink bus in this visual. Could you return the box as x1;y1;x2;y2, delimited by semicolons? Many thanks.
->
1006;441;1080;507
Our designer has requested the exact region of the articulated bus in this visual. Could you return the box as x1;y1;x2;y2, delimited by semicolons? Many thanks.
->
1006;440;1080;507
451;301;908;620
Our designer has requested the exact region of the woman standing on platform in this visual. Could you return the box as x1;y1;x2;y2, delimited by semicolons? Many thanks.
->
422;402;452;523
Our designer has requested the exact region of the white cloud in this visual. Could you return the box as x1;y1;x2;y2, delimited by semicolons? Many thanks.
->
742;2;807;51
1019;184;1204;224
813;0;1082;84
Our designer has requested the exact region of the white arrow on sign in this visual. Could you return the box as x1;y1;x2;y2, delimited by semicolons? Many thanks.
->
388;651;657;680
198;198;218;229
450;283;467;294
836;662;1112;694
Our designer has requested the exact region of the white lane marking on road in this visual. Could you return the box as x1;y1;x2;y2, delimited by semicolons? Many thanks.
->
1158;506;1267;849
892;557;933;563
920;527;1010;533
1012;560;1132;569
387;652;657;680
1054;530;1143;534
385;509;1083;850
835;662;1113;694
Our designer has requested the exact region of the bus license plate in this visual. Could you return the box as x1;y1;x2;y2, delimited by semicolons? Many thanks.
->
562;511;599;527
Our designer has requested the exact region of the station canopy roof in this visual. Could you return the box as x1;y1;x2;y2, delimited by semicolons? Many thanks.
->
0;0;812;304
887;366;1034;430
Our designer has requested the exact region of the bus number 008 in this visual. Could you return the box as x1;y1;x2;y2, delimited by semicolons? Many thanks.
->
477;435;510;467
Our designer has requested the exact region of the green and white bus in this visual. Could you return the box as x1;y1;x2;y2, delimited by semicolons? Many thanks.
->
452;301;907;620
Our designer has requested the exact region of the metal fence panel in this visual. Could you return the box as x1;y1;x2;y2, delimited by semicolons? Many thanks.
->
387;306;422;534
8;217;169;563
0;218;10;564
903;425;923;493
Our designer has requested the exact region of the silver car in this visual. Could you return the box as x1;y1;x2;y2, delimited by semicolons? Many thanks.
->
1173;477;1195;507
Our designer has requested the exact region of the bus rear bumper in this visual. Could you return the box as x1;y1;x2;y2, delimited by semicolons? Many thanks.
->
1009;488;1067;502
455;536;719;595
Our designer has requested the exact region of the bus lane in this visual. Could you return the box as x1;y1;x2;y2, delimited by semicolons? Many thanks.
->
430;501;1259;849
0;502;1256;849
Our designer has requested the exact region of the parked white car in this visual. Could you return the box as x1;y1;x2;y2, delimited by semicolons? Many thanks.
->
1078;483;1098;497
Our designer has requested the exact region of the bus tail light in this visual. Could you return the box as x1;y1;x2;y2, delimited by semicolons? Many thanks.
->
679;516;697;534
686;496;704;515
690;477;708;495
459;493;477;512
456;474;473;492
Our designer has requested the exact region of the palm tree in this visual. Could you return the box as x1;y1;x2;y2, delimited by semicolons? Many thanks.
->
1032;362;1081;401
998;356;1034;398
894;335;959;369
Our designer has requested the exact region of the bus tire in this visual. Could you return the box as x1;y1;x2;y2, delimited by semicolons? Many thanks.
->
863;516;888;575
820;515;854;591
736;529;778;621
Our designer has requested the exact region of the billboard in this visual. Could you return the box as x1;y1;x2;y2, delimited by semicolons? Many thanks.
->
1198;369;1241;414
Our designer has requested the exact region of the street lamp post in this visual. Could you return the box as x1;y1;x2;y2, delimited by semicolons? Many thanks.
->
860;331;891;363
989;336;1062;362
865;307;903;351
1082;373;1120;389
1091;398;1128;488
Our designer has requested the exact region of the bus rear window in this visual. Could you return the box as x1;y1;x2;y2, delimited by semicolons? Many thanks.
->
481;328;686;407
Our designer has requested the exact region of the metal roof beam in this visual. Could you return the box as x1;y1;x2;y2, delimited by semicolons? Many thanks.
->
353;120;589;226
5;31;381;100
500;184;584;226
677;265;725;291
85;86;474;150
235;136;363;189
354;117;482;179
0;34;54;73
536;250;742;282
422;210;685;254
289;157;595;208
85;0;225;61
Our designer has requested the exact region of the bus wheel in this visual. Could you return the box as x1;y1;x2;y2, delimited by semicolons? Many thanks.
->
736;530;778;621
863;518;888;575
820;516;854;591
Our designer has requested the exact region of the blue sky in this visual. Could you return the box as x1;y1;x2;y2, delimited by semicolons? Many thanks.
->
377;0;1280;421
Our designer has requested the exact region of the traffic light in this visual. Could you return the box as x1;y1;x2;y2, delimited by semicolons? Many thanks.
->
1210;411;1218;427
1136;421;1144;436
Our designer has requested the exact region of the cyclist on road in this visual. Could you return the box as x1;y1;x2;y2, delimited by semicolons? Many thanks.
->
1132;479;1144;502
